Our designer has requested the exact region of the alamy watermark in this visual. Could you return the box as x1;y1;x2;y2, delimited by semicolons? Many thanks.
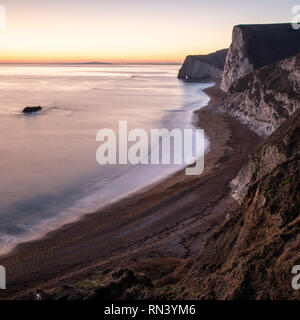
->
292;5;300;30
0;265;5;289
96;121;205;175
291;265;300;290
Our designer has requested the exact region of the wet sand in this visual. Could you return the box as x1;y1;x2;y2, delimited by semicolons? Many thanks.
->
0;84;262;299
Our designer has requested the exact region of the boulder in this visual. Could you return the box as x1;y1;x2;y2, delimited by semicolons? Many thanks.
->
22;106;42;113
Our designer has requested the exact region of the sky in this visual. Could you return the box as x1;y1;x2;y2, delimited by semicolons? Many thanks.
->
0;0;298;63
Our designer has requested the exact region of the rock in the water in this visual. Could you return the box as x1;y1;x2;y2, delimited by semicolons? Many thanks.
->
22;106;42;113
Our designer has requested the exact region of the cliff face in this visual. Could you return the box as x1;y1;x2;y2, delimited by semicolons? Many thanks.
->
188;25;300;299
178;49;228;81
180;29;300;299
221;24;300;91
181;108;300;299
221;53;300;136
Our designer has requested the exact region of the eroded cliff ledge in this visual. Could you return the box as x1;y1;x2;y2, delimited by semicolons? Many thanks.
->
178;49;228;81
221;23;300;91
221;53;300;136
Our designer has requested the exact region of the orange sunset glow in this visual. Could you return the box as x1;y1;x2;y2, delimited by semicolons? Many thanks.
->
0;1;295;62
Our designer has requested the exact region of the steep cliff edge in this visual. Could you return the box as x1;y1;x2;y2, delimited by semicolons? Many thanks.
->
178;49;228;81
221;24;300;91
180;108;300;299
184;26;300;299
221;53;300;136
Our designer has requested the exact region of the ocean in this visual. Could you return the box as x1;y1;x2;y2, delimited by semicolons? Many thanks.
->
0;64;213;254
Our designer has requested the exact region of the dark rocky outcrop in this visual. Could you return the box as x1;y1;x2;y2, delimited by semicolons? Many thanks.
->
178;49;228;81
22;106;42;113
221;53;300;136
221;24;300;91
26;268;154;300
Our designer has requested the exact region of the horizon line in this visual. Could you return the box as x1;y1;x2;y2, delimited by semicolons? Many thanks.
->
0;61;182;65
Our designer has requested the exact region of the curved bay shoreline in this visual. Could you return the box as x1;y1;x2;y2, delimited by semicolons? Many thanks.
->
0;83;262;299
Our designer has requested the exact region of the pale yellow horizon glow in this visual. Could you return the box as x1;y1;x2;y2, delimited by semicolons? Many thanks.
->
0;1;292;63
0;2;235;63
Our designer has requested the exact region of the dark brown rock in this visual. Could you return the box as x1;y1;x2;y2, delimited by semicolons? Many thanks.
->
22;106;42;113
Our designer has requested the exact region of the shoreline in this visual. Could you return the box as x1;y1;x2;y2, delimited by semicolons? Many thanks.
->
0;83;262;299
0;81;212;257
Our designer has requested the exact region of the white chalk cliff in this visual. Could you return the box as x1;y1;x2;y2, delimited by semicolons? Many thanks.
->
221;53;300;136
221;23;300;92
178;49;228;81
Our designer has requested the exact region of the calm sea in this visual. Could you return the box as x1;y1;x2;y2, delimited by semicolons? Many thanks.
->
0;64;212;254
